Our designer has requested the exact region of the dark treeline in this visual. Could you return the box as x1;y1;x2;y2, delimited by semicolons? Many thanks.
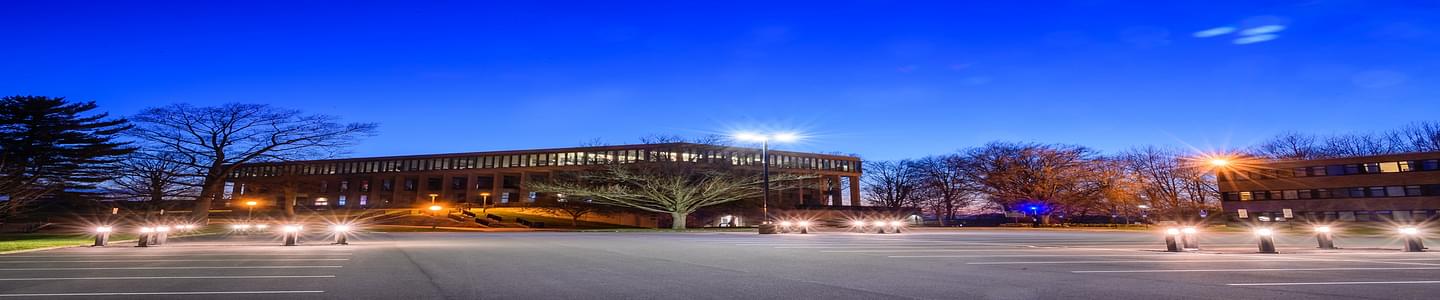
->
863;121;1440;224
0;96;376;223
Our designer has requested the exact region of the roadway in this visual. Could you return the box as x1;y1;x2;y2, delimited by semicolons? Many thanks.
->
1;227;1438;299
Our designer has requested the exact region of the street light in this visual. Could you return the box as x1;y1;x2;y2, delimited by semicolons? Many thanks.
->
332;224;352;245
1315;225;1336;249
734;131;799;234
1137;205;1150;226
428;193;439;205
479;192;491;214
245;200;258;220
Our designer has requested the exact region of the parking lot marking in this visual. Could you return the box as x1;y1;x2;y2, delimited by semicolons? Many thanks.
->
816;248;1125;252
0;266;344;271
967;259;1315;265
0;275;336;281
1228;280;1440;286
0;258;350;263
0;290;325;297
1074;267;1440;273
889;254;1165;258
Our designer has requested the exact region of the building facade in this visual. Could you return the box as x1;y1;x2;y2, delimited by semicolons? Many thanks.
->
224;143;864;226
1218;152;1440;224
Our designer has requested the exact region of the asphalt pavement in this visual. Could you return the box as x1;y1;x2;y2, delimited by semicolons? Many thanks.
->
2;227;1439;299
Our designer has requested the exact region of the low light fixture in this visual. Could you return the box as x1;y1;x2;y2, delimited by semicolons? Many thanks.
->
333;225;351;232
1182;227;1197;234
139;227;155;233
282;225;300;233
1255;228;1274;236
851;220;867;227
155;226;171;233
1400;227;1421;235
1165;228;1181;235
256;224;269;230
888;221;902;227
779;221;793;227
96;226;112;233
872;220;886;227
1315;226;1332;233
797;221;811;227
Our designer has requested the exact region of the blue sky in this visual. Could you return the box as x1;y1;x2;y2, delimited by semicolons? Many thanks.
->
4;1;1437;161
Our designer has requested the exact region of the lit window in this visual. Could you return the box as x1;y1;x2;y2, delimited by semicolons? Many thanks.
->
315;197;329;206
359;195;368;206
338;195;347;206
1379;162;1401;173
1239;192;1252;201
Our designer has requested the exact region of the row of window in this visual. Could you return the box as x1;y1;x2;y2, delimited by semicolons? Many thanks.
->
1236;209;1437;223
1223;159;1440;180
1223;184;1440;201
232;147;859;178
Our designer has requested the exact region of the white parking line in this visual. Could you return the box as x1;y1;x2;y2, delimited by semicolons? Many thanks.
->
0;266;343;271
0;275;336;281
1228;281;1440;286
817;248;1125;252
967;259;1311;265
1074;267;1440;273
0;259;349;263
0;290;325;297
890;254;1164;258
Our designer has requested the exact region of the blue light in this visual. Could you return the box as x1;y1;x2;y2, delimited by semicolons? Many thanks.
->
1029;206;1038;211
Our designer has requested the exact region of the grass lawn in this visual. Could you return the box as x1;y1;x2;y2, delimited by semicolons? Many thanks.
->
473;208;643;229
0;233;137;252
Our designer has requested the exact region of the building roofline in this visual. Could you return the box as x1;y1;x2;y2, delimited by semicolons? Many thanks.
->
233;142;860;166
1246;151;1440;165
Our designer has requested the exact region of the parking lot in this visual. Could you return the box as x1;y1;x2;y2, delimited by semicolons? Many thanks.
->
1;228;1438;299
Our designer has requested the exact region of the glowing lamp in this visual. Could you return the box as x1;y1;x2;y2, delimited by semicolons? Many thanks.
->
1165;228;1180;235
333;225;351;232
1400;227;1420;235
139;227;155;233
779;221;793;227
282;225;300;233
1182;227;1197;234
797;221;811;227
1255;228;1274;236
889;221;902;227
852;220;867;227
96;226;112;233
1315;226;1332;233
429;205;443;211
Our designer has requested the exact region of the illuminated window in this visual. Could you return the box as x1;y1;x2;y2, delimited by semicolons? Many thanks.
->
1379;162;1401;173
1364;163;1381;173
338;195;347;206
359;195;368;206
315;197;329;206
1239;192;1252;201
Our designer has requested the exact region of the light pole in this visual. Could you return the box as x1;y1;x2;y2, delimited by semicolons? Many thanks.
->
479;192;491;214
245;201;258;221
1137;205;1150;227
735;132;798;234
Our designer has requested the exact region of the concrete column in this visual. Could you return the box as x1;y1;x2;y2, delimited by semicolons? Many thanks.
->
491;174;503;206
465;173;479;206
848;176;862;206
517;172;529;203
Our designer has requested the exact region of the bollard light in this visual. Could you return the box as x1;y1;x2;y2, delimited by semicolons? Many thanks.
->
332;224;351;245
797;221;811;234
1163;228;1181;252
93;226;112;247
282;225;300;246
1315;226;1336;250
873;220;888;234
1255;228;1277;254
851;220;866;227
1400;226;1425;252
256;224;269;231
1181;226;1199;250
137;227;154;247
889;221;904;234
153;226;170;245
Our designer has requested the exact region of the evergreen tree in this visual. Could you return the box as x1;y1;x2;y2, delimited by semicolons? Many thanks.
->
0;96;133;220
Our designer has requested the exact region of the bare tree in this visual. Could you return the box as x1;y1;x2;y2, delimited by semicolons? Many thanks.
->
638;134;730;146
1388;121;1440;152
1251;131;1321;159
912;155;971;225
527;162;805;229
959;142;1106;224
1320;133;1396;158
861;160;922;208
128;103;377;220
1115;146;1219;222
104;152;196;213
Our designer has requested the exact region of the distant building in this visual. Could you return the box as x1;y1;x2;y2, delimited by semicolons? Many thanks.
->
1218;152;1440;224
225;142;866;227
